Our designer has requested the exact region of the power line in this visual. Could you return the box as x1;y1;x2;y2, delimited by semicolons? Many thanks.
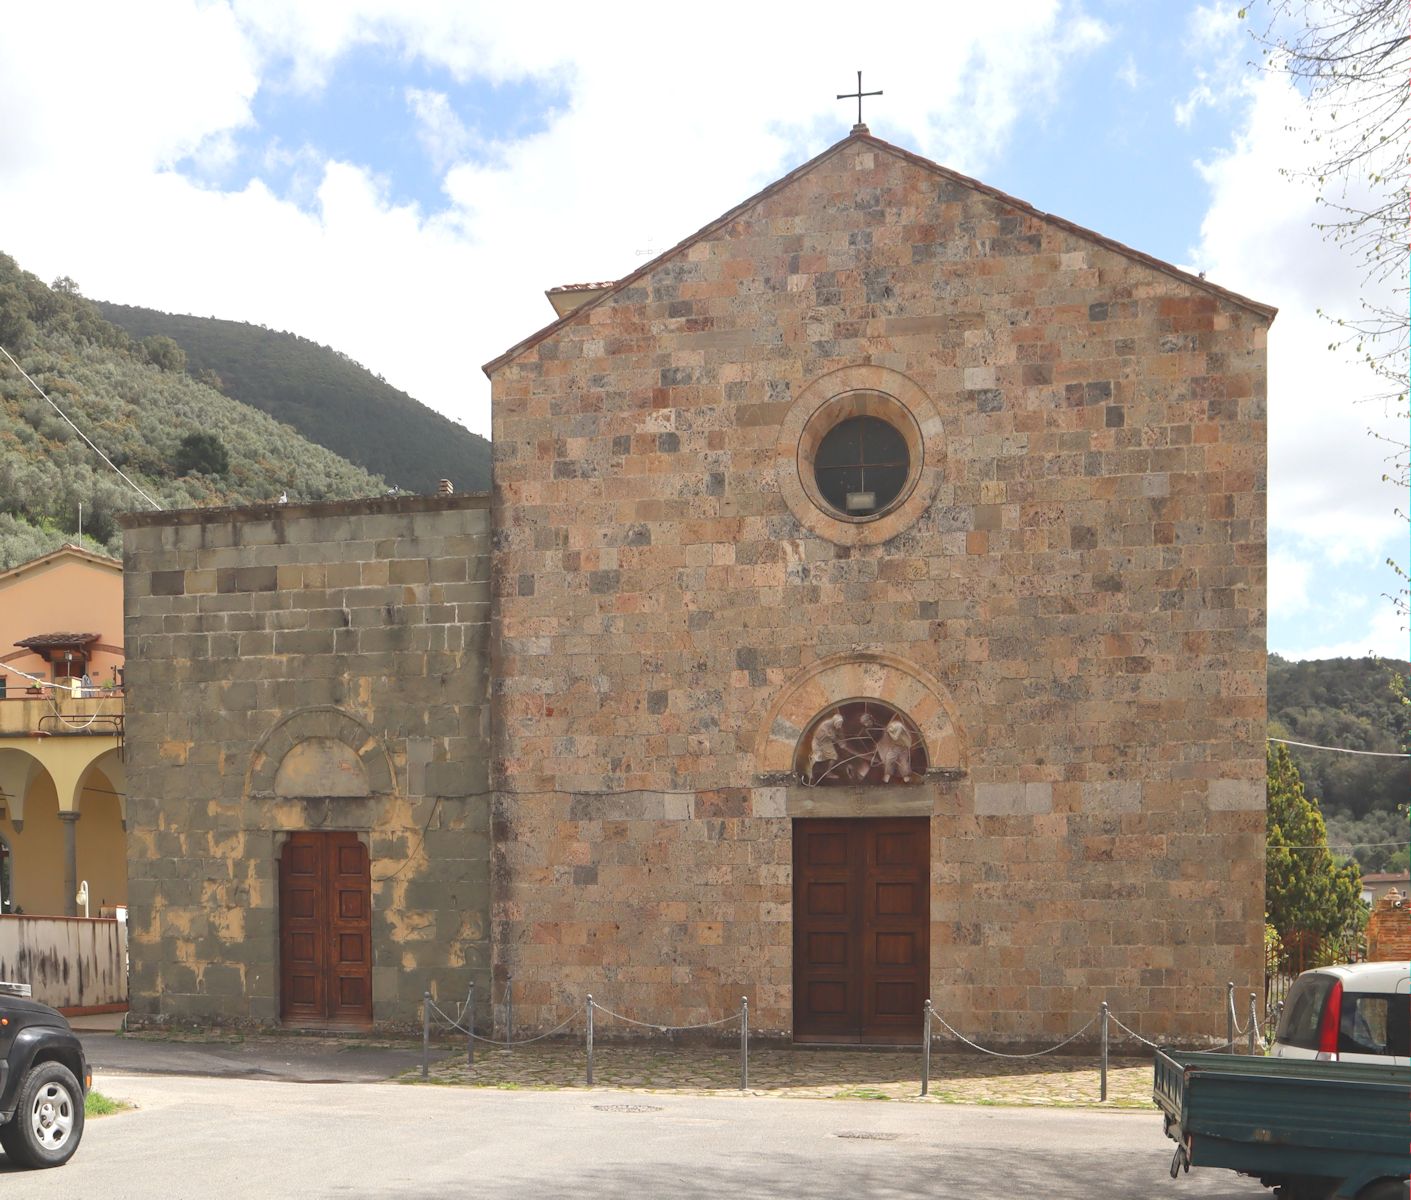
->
0;661;66;691
1291;840;1407;851
0;343;162;510
1269;736;1410;759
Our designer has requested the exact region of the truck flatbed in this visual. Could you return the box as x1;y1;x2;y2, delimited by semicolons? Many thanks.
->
1154;1049;1409;1199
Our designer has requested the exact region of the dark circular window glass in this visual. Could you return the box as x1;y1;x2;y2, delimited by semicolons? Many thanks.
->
813;417;909;516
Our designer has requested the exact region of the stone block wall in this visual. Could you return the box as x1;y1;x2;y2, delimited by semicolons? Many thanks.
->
120;495;491;1030
488;133;1268;1042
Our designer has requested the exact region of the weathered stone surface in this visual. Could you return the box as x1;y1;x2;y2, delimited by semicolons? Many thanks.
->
121;494;493;1032
487;134;1267;1043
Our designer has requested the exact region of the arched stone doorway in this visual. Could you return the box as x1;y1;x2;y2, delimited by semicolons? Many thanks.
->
791;699;931;1044
250;707;388;1029
760;654;968;1045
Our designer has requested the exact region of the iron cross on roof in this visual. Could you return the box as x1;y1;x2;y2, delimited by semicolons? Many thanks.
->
837;70;882;130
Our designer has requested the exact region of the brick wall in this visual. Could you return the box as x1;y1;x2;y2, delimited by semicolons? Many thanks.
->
488;133;1268;1042
120;495;492;1029
1367;890;1411;962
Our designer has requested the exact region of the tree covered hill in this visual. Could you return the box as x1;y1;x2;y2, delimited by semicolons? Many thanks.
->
1268;654;1410;874
0;254;385;567
93;302;490;497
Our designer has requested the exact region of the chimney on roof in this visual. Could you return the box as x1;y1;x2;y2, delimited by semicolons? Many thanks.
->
437;479;454;496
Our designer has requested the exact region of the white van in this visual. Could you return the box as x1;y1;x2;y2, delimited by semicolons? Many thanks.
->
1271;961;1410;1066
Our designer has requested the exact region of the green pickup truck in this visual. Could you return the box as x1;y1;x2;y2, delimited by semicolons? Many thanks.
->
1154;1048;1410;1200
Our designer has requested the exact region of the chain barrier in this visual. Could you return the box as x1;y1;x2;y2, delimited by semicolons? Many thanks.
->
589;999;743;1033
927;1009;1100;1059
416;983;1267;1102
420;988;753;1090
428;999;580;1047
1107;1012;1161;1049
1228;992;1251;1036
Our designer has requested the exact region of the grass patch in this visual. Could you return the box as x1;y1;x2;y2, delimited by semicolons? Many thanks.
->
831;1087;892;1101
85;1090;131;1118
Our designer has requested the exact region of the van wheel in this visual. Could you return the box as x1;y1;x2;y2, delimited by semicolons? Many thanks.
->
1357;1182;1410;1200
0;1062;84;1168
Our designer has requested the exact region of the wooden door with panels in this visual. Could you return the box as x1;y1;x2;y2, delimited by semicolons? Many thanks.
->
278;831;373;1027
793;818;929;1043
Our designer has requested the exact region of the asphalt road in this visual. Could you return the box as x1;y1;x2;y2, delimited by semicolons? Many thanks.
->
77;1031;426;1082
2;1072;1270;1199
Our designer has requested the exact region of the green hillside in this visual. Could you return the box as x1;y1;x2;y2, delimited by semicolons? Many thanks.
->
1268;654;1411;873
94;302;490;496
0;255;385;567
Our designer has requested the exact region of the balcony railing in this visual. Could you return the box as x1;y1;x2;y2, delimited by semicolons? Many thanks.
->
0;691;125;738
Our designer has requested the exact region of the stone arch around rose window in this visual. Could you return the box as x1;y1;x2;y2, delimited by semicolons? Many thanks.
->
246;706;395;801
775;364;947;547
756;651;967;780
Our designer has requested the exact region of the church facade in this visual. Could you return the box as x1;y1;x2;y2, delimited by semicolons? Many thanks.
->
122;129;1270;1043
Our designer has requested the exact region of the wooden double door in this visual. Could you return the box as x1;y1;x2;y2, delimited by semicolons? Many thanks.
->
793;818;930;1044
278;831;373;1027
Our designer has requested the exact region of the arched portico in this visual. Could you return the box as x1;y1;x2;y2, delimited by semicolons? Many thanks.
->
0;736;125;916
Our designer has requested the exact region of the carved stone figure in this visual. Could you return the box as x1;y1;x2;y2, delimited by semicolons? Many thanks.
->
807;711;846;777
876;717;914;783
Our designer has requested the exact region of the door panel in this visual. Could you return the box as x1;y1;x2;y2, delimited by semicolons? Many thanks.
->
861;818;929;1041
279;831;373;1026
279;834;325;1024
793;818;929;1043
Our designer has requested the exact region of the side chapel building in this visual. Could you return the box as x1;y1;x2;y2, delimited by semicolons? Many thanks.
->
120;127;1271;1043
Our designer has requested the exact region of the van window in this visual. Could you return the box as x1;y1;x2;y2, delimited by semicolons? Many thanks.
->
1277;973;1338;1050
1339;992;1410;1057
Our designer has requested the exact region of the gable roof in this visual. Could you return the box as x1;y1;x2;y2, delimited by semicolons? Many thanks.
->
0;544;122;587
483;128;1277;377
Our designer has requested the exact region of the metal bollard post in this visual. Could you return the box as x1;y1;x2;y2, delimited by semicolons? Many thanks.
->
586;995;595;1086
1100;1002;1109;1103
1248;993;1258;1055
506;980;514;1050
467;980;475;1068
740;997;749;1091
422;990;431;1081
1226;981;1235;1052
921;1000;933;1097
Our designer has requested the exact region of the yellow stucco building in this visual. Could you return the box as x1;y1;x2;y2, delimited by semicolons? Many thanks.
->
0;545;126;916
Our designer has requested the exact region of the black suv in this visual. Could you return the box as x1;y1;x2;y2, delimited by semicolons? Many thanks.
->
0;992;89;1169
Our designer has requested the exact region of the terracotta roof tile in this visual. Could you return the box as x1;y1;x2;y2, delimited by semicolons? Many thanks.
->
15;632;100;650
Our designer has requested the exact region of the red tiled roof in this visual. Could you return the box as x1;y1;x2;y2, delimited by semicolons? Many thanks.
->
15;632;100;650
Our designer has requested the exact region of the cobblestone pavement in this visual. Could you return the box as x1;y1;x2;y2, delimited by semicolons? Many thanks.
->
409;1041;1156;1107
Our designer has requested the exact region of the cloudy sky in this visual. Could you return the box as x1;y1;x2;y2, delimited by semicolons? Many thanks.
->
0;1;1403;661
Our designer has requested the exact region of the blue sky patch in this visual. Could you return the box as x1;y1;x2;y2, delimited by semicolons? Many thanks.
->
177;44;565;212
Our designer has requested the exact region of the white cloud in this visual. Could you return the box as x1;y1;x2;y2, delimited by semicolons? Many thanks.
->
405;88;474;175
1192;62;1407;658
1185;3;1241;50
0;0;1110;438
1116;54;1141;90
1268;550;1313;614
1285;600;1408;662
1174;82;1216;127
1173;4;1249;126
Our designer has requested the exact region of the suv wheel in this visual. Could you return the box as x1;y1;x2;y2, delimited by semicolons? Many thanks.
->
0;1061;84;1168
